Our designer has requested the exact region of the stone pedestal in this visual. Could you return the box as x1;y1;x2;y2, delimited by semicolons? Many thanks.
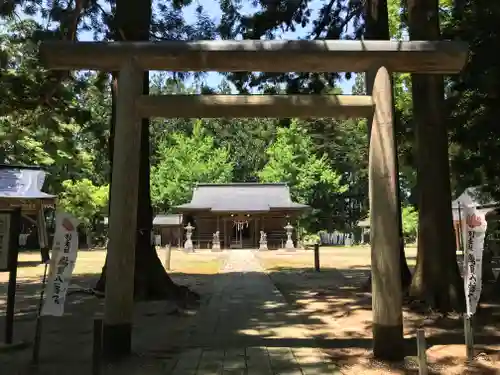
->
259;231;268;251
183;222;195;253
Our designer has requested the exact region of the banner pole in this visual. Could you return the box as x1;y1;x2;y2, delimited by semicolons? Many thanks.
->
457;202;464;256
464;314;474;362
31;261;49;365
4;208;21;345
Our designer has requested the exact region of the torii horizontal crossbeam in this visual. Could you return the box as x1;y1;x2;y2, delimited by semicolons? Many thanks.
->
39;40;468;73
135;95;374;118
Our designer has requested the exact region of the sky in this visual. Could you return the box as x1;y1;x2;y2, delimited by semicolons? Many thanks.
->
21;0;354;93
176;0;354;93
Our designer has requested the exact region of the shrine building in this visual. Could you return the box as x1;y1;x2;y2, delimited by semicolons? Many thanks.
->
173;183;309;249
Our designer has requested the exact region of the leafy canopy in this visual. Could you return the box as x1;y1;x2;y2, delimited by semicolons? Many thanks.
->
58;179;109;226
151;120;233;211
258;119;347;205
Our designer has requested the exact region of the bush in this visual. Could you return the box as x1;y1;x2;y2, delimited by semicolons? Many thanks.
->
303;233;320;245
402;206;418;244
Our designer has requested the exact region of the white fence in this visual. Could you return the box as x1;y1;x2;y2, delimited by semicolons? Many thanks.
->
319;231;354;246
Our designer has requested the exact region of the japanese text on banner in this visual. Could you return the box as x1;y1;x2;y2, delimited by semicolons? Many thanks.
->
461;205;487;317
41;212;79;317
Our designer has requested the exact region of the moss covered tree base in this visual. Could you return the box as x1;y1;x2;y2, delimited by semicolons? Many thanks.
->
95;243;200;306
409;258;464;313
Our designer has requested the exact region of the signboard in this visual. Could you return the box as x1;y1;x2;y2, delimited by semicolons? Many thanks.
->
0;212;11;271
41;212;80;317
461;205;488;317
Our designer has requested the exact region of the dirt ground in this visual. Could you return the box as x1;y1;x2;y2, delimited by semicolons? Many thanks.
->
256;247;500;375
0;248;227;374
2;247;500;374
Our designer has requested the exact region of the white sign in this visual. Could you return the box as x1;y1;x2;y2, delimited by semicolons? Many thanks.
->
461;205;487;317
41;212;80;317
0;213;11;271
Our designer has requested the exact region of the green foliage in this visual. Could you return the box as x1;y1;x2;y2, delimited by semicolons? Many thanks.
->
258;120;347;231
445;0;500;200
58;179;109;227
304;114;369;230
401;206;418;244
2;0;500;241
0;20;109;192
302;233;320;246
259;120;346;204
151;120;233;211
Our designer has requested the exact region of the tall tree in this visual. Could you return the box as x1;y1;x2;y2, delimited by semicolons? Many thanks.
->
151;120;233;211
0;20;107;191
304;115;369;231
407;0;464;311
258;120;347;231
94;0;216;313
58;179;109;247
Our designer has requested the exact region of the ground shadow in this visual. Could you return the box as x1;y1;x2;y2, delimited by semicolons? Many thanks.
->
1;256;499;374
265;263;500;374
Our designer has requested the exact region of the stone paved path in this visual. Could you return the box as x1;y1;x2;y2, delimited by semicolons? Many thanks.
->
171;250;340;375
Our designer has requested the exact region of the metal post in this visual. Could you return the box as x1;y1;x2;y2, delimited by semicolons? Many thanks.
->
31;262;49;364
314;243;320;272
416;329;428;375
5;208;21;345
457;202;464;256
464;316;474;362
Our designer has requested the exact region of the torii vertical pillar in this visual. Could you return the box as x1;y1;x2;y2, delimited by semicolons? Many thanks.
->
369;66;404;360
103;59;143;360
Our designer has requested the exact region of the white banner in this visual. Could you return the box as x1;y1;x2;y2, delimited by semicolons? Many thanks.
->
461;205;487;317
41;212;80;317
0;213;11;271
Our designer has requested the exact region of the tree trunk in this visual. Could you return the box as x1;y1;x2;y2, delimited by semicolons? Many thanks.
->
407;0;464;312
364;0;412;291
95;0;198;304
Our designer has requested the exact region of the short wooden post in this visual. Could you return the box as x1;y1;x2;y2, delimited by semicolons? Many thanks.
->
369;66;404;360
102;59;143;361
416;329;428;375
92;317;103;375
314;243;320;272
164;244;172;270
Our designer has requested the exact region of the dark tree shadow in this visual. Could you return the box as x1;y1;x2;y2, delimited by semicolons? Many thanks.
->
1;258;499;374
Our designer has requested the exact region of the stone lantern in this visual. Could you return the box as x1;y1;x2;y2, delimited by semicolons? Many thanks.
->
284;222;295;251
184;222;195;252
259;231;268;251
212;231;221;252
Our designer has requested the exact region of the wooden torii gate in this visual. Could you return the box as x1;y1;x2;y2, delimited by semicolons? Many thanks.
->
40;39;468;360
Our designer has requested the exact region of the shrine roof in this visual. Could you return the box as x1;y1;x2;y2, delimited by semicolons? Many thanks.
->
174;183;309;213
0;165;55;201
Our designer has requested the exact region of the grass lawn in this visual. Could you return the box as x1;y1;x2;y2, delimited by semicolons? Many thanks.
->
256;245;418;272
0;248;226;285
163;248;227;274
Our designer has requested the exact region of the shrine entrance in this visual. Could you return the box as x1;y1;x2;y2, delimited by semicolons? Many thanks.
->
231;214;253;249
39;38;468;360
